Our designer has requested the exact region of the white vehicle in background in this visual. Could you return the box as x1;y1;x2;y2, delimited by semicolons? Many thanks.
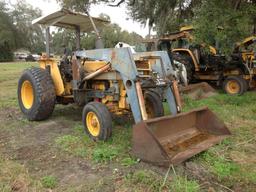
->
32;54;41;61
17;53;28;60
115;42;136;53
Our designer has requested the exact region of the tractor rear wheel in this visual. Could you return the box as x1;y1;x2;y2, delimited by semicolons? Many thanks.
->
223;76;246;95
82;102;112;141
18;67;56;120
145;91;164;119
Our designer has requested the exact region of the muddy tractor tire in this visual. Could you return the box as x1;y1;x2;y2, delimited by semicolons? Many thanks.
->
223;76;246;95
82;102;112;141
145;91;164;118
18;67;56;121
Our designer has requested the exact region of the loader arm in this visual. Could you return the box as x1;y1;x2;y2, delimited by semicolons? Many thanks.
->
75;48;230;166
76;48;178;122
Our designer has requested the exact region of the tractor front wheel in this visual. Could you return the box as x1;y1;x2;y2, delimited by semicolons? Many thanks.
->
18;67;56;120
223;76;246;95
145;91;164;118
82;102;112;141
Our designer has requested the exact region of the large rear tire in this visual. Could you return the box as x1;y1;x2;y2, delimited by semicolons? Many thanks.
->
82;102;112;141
18;67;56;120
223;76;246;95
145;91;164;118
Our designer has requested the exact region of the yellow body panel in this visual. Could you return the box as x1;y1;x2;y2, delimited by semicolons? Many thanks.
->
209;46;217;55
180;26;194;32
39;58;65;96
241;52;254;62
118;82;127;109
83;61;108;72
241;36;256;46
223;69;241;76
236;35;255;62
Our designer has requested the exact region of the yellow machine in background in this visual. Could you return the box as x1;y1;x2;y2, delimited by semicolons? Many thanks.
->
234;35;256;64
143;26;256;95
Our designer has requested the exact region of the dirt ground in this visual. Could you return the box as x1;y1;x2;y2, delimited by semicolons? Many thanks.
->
0;62;256;192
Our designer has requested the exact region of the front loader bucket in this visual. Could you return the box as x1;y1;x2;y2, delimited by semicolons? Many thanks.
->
180;82;216;100
132;107;231;166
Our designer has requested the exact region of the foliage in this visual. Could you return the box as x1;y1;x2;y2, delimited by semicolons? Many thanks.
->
127;0;200;34
52;29;77;54
0;1;16;61
52;20;142;54
193;0;256;54
0;42;13;62
57;0;256;53
0;0;44;61
11;1;45;53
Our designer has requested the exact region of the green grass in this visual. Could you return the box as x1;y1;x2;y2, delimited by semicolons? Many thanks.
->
120;157;138;166
124;169;200;192
55;135;87;157
92;145;119;163
0;156;43;191
41;176;57;189
182;93;256;121
183;92;256;188
55;125;133;164
200;151;240;179
170;176;200;192
1;62;256;191
0;62;36;109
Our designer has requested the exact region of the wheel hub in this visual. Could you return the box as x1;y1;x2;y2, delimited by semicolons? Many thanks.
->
227;80;240;94
86;112;100;136
21;80;34;109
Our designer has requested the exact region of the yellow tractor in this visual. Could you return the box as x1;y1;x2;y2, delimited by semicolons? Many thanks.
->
17;9;231;166
234;35;256;63
144;26;256;95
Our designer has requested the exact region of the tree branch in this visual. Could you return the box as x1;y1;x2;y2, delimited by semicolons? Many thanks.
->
108;0;126;7
234;0;241;10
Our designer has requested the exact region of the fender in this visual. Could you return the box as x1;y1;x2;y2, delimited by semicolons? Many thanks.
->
39;58;65;96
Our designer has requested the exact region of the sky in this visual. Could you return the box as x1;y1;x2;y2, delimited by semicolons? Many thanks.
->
11;0;151;37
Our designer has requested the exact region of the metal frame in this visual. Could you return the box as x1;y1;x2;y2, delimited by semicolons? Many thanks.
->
76;48;178;123
32;9;109;56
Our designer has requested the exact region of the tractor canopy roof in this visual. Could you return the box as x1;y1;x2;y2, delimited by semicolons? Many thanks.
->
32;8;109;32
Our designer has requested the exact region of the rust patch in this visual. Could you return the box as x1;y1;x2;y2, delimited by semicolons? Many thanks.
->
111;51;116;60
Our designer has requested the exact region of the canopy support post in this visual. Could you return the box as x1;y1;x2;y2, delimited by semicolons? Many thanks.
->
85;10;104;49
76;26;81;50
45;27;50;57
